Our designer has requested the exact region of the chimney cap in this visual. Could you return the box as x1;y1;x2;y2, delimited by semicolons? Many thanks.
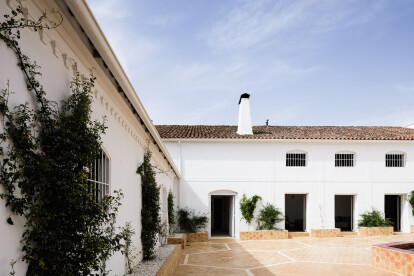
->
238;93;250;104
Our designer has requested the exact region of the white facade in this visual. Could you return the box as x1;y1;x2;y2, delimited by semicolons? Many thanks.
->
0;1;179;275
164;139;414;238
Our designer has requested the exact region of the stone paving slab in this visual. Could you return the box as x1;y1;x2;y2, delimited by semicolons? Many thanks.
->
250;262;394;276
174;234;414;275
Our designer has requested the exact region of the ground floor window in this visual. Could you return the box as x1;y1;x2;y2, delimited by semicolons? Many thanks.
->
88;149;110;201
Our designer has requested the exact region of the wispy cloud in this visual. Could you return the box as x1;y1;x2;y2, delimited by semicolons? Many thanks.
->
86;0;413;126
87;0;130;20
206;0;386;51
146;14;184;28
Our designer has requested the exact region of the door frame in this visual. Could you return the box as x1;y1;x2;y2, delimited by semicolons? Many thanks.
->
334;194;356;231
209;190;238;239
384;194;402;232
284;193;308;232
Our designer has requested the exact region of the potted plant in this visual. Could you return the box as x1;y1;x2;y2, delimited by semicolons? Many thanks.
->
177;207;209;242
408;190;414;233
358;209;393;236
240;201;288;240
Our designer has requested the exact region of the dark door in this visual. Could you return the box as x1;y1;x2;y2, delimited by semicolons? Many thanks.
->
385;195;401;231
335;195;353;231
285;194;306;232
211;196;231;236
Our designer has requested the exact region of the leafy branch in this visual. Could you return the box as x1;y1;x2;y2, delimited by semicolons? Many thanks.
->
0;3;128;275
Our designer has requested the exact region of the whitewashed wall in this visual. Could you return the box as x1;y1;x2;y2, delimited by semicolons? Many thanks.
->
0;1;177;275
164;139;414;238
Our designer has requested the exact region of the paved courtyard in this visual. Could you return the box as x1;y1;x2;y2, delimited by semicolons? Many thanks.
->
174;233;414;275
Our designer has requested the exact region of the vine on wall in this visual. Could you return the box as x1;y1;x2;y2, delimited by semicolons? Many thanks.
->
0;3;127;275
240;194;262;230
137;148;161;260
407;190;414;216
168;190;175;233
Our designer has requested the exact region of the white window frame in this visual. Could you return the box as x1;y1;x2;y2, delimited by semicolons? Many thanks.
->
335;151;356;167
286;151;307;167
385;151;406;168
88;147;111;201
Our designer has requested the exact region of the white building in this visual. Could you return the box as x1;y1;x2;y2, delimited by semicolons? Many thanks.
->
0;1;179;275
157;94;414;239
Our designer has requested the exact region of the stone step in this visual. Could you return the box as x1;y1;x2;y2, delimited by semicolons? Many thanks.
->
288;232;310;238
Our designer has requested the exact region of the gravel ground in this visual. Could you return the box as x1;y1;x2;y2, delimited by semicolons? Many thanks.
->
131;245;175;276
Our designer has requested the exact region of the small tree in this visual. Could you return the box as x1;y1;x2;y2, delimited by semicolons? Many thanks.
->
168;190;175;234
137;148;161;260
408;190;414;216
240;194;261;230
358;209;393;227
257;203;285;230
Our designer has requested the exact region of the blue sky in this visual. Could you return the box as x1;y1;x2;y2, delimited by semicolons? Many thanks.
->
86;0;414;126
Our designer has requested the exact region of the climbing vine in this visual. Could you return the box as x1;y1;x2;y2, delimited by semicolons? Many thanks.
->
408;190;414;216
137;148;161;260
168;190;175;231
0;3;127;275
240;194;262;229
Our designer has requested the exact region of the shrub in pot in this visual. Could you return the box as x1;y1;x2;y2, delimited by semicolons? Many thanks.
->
177;207;208;233
257;203;285;230
358;209;393;227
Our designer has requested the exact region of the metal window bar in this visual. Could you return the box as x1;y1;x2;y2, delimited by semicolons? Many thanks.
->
386;154;404;167
335;153;354;167
88;149;110;201
286;153;306;167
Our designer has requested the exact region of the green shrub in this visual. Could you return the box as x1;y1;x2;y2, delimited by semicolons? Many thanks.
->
358;209;393;227
408;190;414;216
137;148;161;260
168;190;175;225
240;194;261;229
257;203;285;230
177;207;208;233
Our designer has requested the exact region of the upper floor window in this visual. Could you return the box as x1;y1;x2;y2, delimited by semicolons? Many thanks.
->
286;152;307;167
335;152;355;167
385;152;405;168
88;149;110;201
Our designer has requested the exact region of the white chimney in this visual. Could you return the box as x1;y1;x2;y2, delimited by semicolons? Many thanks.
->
237;93;253;135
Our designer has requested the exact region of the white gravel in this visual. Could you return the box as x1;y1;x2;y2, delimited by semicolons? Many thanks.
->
131;245;176;276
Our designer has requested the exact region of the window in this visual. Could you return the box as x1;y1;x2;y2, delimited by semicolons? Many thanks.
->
88;149;110;201
385;153;405;168
335;153;354;167
286;153;306;167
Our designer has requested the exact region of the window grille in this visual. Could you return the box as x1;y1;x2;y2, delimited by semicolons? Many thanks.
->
286;153;306;167
385;154;405;168
335;153;354;167
88;149;110;201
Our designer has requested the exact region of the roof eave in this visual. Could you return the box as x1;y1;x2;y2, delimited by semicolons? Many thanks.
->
64;0;180;178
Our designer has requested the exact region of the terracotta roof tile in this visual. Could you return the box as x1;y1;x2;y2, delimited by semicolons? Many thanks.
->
155;125;414;140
